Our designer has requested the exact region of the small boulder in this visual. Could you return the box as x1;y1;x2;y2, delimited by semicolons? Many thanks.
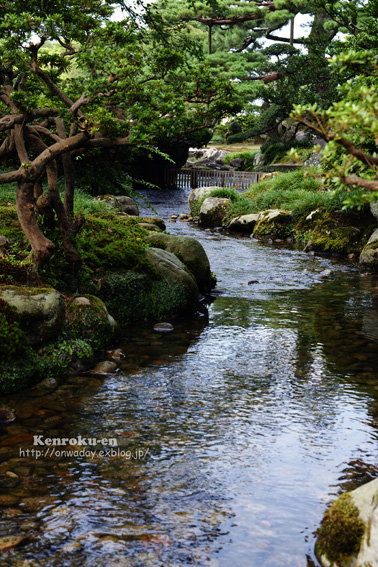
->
228;158;244;169
113;196;139;216
65;294;117;351
228;214;261;233
137;217;166;231
253;209;292;240
370;202;378;221
153;322;174;332
359;228;378;269
0;286;65;346
97;195;139;216
91;360;118;375
199;197;231;228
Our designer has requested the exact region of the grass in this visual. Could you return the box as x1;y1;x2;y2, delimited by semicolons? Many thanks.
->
233;169;350;221
190;169;352;224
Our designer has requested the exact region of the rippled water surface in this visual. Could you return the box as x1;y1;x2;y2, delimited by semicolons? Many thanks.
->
1;187;378;566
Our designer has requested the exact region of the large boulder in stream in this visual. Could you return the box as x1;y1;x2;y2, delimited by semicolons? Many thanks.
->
188;186;222;213
316;477;378;567
145;233;215;293
199;197;231;228
146;248;199;312
0;286;65;345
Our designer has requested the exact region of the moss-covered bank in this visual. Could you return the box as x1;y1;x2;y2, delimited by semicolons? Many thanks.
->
189;170;378;259
0;197;214;394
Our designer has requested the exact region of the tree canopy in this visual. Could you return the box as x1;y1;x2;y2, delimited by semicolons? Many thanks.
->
0;0;240;267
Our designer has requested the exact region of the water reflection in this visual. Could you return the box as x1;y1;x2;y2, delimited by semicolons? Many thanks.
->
0;189;378;565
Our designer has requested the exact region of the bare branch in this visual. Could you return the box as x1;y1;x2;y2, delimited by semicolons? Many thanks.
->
340;174;378;192
246;72;281;83
330;135;378;167
70;93;90;114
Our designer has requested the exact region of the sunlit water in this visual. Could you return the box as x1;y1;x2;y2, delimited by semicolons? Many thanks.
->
1;186;378;566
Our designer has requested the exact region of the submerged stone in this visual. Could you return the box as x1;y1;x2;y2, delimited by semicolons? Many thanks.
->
153;322;174;332
0;409;15;426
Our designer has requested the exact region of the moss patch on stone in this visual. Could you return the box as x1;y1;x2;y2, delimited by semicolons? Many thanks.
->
293;209;376;254
316;492;365;564
0;339;93;395
65;295;115;351
100;271;189;323
0;298;27;362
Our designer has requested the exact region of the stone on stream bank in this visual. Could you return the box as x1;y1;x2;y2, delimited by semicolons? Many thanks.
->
253;209;293;240
359;228;378;269
188;186;224;212
145;233;215;293
96;195;139;216
228;214;261;233
0;286;65;346
316;477;378;567
65;295;117;351
146;248;199;313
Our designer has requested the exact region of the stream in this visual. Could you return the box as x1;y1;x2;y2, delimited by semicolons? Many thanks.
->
1;185;378;566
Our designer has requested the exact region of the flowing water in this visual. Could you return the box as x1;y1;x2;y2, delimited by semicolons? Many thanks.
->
1;187;378;566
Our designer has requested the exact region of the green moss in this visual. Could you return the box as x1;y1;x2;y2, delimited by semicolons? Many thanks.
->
0;205;29;256
100;271;188;323
0;298;27;362
293;208;375;254
0;339;93;395
224;150;259;170
316;493;365;564
65;295;115;351
253;211;293;239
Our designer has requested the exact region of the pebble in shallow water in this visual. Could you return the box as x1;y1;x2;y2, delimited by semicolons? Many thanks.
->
153;322;174;333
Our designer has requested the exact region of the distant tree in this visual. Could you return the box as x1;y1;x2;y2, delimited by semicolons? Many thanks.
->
291;1;378;202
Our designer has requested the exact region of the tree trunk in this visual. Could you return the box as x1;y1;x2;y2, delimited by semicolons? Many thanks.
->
55;118;76;218
16;180;55;267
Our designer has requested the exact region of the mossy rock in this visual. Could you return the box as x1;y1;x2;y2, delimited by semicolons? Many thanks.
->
0;339;93;395
188;187;222;213
359;228;378;270
65;294;117;351
0;286;65;346
100;268;196;323
146;248;199;312
199;197;231;227
293;208;375;255
145;233;215;293
136;217;166;231
253;209;292;239
316;493;365;565
316;478;378;567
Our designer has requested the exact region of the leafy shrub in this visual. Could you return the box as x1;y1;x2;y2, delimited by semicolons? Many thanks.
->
224;150;260;170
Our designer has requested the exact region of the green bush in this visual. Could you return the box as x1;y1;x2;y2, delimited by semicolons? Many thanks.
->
224;150;260;170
